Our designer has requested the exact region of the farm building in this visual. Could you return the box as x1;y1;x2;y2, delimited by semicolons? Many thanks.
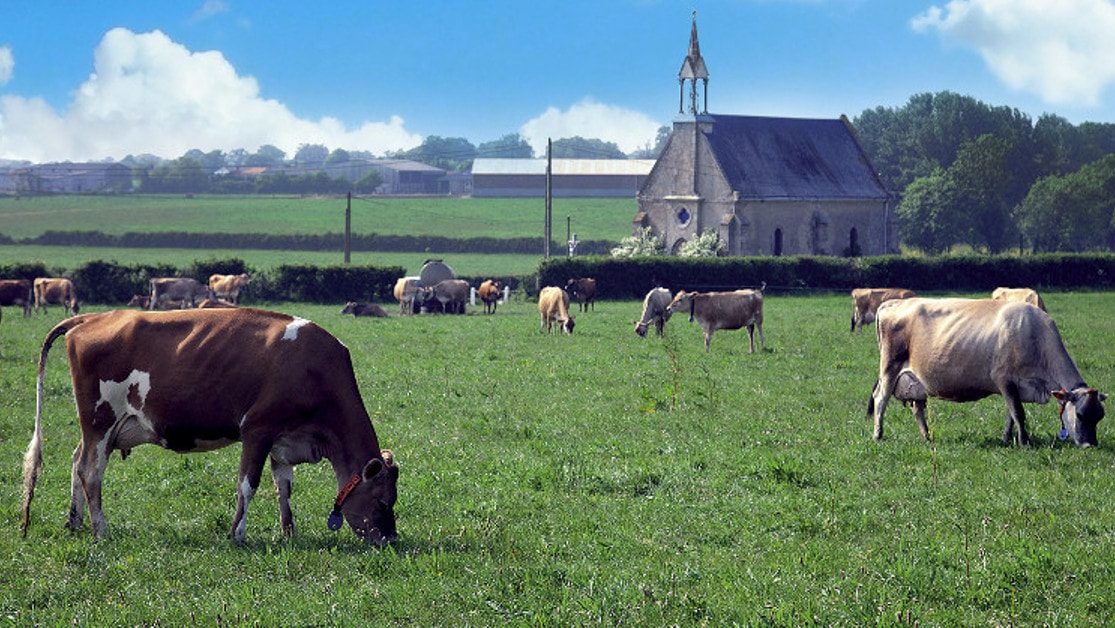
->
471;158;655;197
636;15;897;256
0;162;132;194
220;159;449;195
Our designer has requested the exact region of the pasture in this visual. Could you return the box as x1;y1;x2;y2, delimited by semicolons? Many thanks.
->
2;292;1114;623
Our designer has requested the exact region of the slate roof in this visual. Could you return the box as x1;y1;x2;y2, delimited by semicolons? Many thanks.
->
703;115;889;200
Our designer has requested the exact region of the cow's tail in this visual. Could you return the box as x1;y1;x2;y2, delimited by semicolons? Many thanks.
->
21;314;92;537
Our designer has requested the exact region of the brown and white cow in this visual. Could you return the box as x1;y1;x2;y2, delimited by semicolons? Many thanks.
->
21;308;399;544
33;277;80;316
850;287;916;332
477;279;502;314
991;286;1046;312
0;279;33;320
208;273;251;305
633;287;673;337
340;301;388;317
538;286;574;334
565;278;597;312
149;277;208;310
666;285;765;352
867;297;1105;447
393;277;422;316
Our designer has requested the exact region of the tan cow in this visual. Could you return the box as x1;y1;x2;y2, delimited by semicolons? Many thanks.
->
429;279;470;314
868;297;1105;447
208;273;251;305
565;278;597;312
126;294;151;309
0;279;33;320
477;279;502;314
538;286;575;334
666;285;765;352
21;308;399;544
850;287;916;332
393;277;422;315
633;287;673;337
196;297;237;309
33;278;80;316
991;287;1046;312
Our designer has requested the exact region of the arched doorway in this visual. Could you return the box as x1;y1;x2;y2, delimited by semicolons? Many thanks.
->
671;238;687;255
773;228;783;256
846;227;861;257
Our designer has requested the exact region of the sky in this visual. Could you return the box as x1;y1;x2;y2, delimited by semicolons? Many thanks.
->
2;0;1115;163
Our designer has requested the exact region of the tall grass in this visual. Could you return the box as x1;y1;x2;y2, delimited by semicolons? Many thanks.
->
2;292;1113;623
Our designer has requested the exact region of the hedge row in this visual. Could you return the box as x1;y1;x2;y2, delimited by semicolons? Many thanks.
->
538;254;1115;300
0;259;407;305
20;230;616;256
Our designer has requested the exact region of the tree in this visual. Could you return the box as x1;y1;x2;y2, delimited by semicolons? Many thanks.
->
247;145;286;166
399;136;477;172
1016;155;1115;252
629;126;671;159
326;148;351;165
353;169;384;193
295;143;329;164
478;134;533;158
947;134;1016;253
896;169;959;254
551;136;625;159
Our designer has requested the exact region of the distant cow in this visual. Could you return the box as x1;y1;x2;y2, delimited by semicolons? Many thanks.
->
538;286;575;334
991;287;1046;312
851;288;916;332
393;277;422;315
33;278;80;316
666;285;765;352
341;302;389;318
21;308;399;544
197;297;237;309
149;277;208;310
565;278;597;312
634;288;673;337
477;279;502;314
0;279;33;320
429;279;470;315
126;294;151;309
208;273;251;305
867;297;1105;447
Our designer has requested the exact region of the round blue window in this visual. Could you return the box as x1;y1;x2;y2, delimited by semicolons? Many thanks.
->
677;208;691;225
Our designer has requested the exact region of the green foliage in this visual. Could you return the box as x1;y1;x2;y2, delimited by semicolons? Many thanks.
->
898;169;959;254
677;229;724;258
477;134;534;158
948;134;1017;253
1016;155;1115;252
610;227;664;258
353;169;384;193
396;135;477;172
551;136;626;159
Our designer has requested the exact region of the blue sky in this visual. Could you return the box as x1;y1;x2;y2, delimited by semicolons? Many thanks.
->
2;0;1115;162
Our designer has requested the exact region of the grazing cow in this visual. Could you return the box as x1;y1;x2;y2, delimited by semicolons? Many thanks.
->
477;279;502;314
851;287;916;332
20;308;399;544
197;297;237;309
538;286;575;334
393;277;422;315
340;301;389;318
0;279;33;320
429;279;470;315
666;285;765;352
633;288;673;337
867;297;1106;447
208;273;251;305
33;278;80;316
126;294;151;309
991;287;1046;312
149;277;208;310
565;278;597;312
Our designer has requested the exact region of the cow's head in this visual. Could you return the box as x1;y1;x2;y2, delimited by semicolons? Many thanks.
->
634;320;649;337
1053;387;1107;448
340;302;359;316
562;316;575;335
665;291;694;321
341;450;399;545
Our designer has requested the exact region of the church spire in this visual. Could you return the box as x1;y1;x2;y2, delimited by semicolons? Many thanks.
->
678;11;709;115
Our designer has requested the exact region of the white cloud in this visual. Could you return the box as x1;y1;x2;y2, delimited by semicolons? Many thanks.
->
0;28;422;162
190;0;229;23
519;98;661;155
0;46;13;85
912;0;1115;106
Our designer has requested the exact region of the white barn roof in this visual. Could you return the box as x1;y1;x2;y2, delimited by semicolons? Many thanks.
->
472;158;655;176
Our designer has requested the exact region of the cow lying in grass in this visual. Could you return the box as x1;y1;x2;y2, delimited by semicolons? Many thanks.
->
341;301;388;317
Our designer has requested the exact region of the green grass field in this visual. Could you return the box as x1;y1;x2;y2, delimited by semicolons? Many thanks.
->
0;243;544;276
3;292;1114;623
0;195;636;242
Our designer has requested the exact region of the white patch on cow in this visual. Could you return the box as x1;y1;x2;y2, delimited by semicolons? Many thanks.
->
95;369;151;420
282;317;311;341
239;413;249;428
234;476;254;541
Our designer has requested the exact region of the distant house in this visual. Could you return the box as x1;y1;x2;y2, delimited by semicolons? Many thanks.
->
636;15;896;256
471;158;655;197
2;162;133;194
264;159;448;194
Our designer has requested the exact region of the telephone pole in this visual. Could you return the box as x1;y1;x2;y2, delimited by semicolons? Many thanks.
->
544;138;552;260
344;191;352;264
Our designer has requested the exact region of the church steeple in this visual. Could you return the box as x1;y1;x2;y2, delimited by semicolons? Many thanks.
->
678;11;709;115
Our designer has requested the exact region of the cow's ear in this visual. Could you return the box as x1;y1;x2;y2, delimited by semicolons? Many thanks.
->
380;449;396;467
1051;389;1070;401
363;458;384;480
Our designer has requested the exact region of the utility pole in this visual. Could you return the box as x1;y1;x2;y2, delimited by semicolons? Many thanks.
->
544;138;552;260
344;191;352;264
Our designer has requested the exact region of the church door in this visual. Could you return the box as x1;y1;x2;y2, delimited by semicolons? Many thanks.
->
773;228;783;256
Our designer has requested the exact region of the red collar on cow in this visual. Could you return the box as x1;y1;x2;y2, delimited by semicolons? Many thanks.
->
327;473;362;531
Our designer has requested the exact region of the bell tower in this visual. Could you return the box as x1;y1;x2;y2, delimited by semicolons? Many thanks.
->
678;11;709;115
